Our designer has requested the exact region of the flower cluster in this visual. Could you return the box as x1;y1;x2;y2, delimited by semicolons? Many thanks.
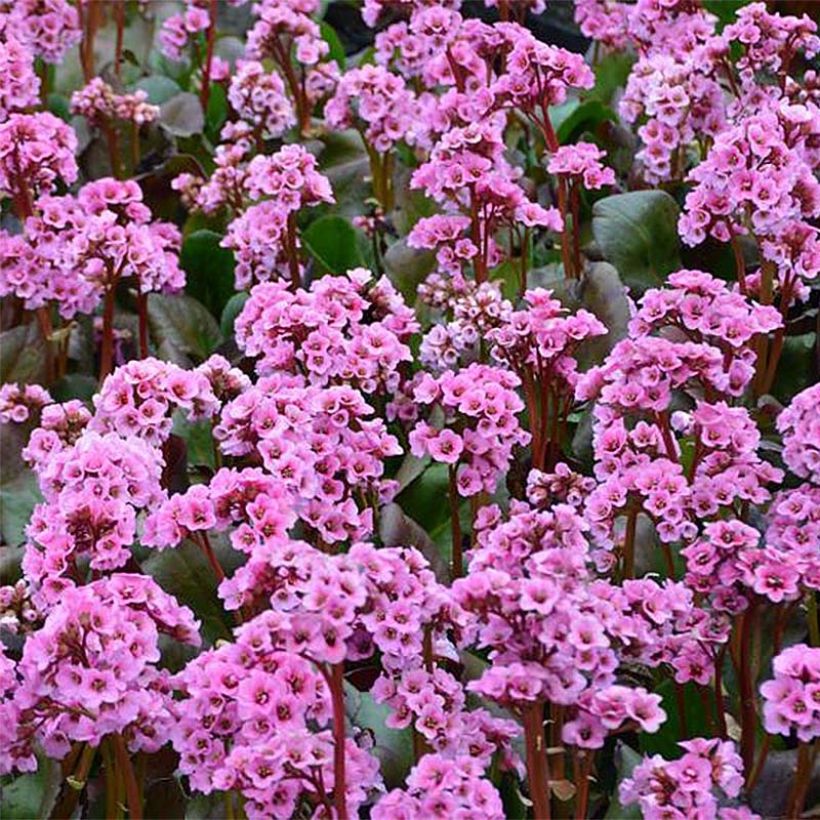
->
222;144;334;288
373;755;505;820
325;64;418;152
547;142;616;189
22;430;166;601
227;60;296;140
760;644;820;742
0;383;51;425
89;357;220;447
235;269;417;393
0;575;199;774
1;0;81;64
620;738;751;820
206;380;402;544
0;112;78;204
0;34;39;121
409;364;530;497
71;78;160;127
777;382;820;483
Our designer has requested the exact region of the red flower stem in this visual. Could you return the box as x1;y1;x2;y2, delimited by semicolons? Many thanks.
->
785;742;815;819
739;602;758;780
621;507;638;581
522;701;551;820
111;735;142;820
573;751;592;820
448;465;463;579
199;0;218;111
137;291;149;358
286;212;301;290
714;648;728;740
99;287;117;383
329;663;349;820
198;531;225;584
114;0;125;80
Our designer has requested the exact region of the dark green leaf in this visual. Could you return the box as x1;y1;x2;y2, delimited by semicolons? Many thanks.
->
379;502;449;582
147;293;223;366
173;416;216;470
592;191;681;291
181;229;236;318
316;130;371;218
638;679;710;759
0;324;46;385
135;76;182;105
0;757;60;820
160;92;205;138
345;684;414;788
703;0;751;27
205;83;228;144
302;215;364;275
576;262;630;368
320;21;346;70
49;374;98;403
383;238;436;304
590;52;636;105
604;742;644;819
142;541;232;646
0;471;41;548
556;99;615;144
220;291;250;337
771;333;814;403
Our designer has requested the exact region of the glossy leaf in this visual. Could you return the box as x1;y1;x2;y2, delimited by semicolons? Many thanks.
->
302;214;365;275
160;92;205;138
592;191;681;290
181;229;236;318
147;293;223;366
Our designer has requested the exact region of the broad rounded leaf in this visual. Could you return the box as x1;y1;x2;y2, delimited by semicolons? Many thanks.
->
181;229;237;318
592;191;681;291
302;215;364;275
0;324;46;385
160;92;205;138
147;293;223;366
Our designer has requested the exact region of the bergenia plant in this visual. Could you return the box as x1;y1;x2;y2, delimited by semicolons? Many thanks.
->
0;2;818;819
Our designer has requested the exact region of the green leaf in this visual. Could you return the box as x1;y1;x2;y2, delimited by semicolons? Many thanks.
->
592;191;681;291
556;99;615;144
205;83;228;144
549;99;580;137
604;742;644;819
0;324;46;385
147;293;223;366
345;684;414;788
49;374;98;403
771;333;814;403
135;75;182;105
320;21;346;69
0;471;41;548
142;541;232;646
590;52;636;105
379;502;449;582
0;757;60;820
173;416;216;470
576;262;630;368
638;679;710;759
703;0;751;27
302;215;364;275
159;92;205;138
220;291;250;337
315;130;371;219
383;238;436;304
181;229;236;318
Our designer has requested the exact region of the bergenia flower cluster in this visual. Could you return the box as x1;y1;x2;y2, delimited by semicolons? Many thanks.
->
1;2;818;819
